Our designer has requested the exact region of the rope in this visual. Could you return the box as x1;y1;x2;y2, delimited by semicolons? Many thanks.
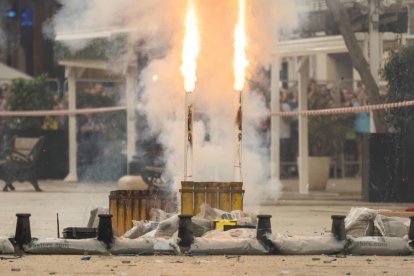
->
0;106;127;117
272;100;414;117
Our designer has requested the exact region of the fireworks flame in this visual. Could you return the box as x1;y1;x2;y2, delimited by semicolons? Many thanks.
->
233;0;248;91
180;0;200;92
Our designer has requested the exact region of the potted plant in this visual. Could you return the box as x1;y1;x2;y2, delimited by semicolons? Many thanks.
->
307;84;353;190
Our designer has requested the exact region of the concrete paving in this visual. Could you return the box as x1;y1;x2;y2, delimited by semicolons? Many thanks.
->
0;178;411;238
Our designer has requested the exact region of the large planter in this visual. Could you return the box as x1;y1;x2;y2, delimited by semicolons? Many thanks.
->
308;156;331;191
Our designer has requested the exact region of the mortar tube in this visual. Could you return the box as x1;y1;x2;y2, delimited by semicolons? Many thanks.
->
184;91;194;181
178;214;194;248
233;90;243;182
256;214;278;254
331;215;346;241
256;215;272;242
15;213;32;249
97;214;113;249
409;216;414;242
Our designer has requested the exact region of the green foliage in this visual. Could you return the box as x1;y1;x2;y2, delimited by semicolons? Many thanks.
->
308;89;354;156
381;46;414;133
54;35;128;62
7;74;56;130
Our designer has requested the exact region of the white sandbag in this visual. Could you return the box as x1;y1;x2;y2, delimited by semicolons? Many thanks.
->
123;221;157;239
374;215;409;238
150;208;174;222
347;236;412;256
154;215;179;238
110;237;154;255
0;237;14;254
189;237;267;255
268;234;346;255
202;228;256;239
141;229;157;238
345;207;380;237
192;218;213;237
195;204;226;220
154;238;180;255
23;238;108;255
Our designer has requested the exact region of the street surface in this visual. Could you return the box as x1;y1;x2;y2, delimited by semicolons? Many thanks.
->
0;178;413;275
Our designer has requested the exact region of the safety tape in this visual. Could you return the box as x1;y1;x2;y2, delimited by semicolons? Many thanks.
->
272;100;414;117
0;106;127;117
1;100;414;118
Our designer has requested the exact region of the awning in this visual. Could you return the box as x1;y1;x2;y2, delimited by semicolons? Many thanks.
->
55;28;134;41
273;35;348;57
0;63;32;84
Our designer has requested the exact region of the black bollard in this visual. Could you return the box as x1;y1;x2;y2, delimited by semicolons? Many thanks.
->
331;215;346;241
408;216;414;241
97;214;113;247
15;213;32;249
178;214;194;247
256;215;272;242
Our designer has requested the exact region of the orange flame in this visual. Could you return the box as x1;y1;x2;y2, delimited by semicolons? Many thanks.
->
180;0;200;92
233;0;248;91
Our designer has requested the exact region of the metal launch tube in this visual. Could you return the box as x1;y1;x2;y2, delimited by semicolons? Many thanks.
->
233;90;243;181
184;91;194;181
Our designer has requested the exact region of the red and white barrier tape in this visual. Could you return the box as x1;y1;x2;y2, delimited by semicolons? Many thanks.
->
0;106;127;117
1;100;414;118
272;100;414;117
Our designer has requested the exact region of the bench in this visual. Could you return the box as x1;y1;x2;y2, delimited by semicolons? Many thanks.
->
0;136;45;192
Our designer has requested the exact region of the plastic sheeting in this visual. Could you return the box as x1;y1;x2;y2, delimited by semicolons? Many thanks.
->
268;234;346;255
347;236;412;256
0;237;14;254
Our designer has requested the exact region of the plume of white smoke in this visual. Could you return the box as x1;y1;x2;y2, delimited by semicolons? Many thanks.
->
49;0;298;204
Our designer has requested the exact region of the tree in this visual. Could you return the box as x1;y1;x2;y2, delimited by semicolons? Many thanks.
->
326;0;387;132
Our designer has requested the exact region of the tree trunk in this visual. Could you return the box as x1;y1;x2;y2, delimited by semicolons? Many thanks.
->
326;0;387;133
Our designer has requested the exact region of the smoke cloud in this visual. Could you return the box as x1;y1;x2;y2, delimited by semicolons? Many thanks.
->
49;0;297;205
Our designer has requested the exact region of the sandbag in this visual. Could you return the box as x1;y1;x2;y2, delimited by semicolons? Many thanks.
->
195;204;226;220
123;221;157;239
189;237;267;255
347;236;412;256
110;237;154;255
23;238;108;255
0;237;14;254
192;218;213;237
150;208;174;222
345;207;380;237
153;238;180;255
374;215;409;238
268;234;346;255
154;215;179;238
143;215;211;238
202;228;256;239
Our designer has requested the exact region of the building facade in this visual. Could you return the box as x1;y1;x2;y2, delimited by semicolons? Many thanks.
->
0;0;60;77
